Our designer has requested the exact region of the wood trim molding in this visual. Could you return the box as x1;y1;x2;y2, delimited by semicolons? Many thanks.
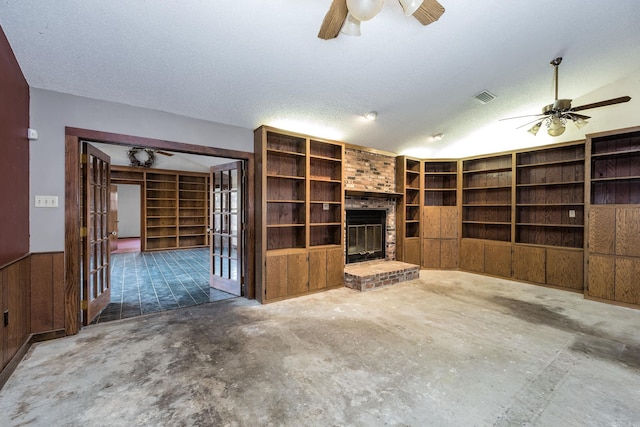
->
64;135;81;335
64;128;257;332
65;127;254;161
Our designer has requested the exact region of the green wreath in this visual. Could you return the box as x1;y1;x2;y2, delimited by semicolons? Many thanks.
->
128;148;156;168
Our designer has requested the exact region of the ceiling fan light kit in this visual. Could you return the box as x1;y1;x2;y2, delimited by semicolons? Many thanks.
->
341;13;362;36
399;0;424;16
346;0;384;21
502;56;631;137
318;0;444;40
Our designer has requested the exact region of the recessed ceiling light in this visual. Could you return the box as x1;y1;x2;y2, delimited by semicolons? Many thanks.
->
364;111;378;121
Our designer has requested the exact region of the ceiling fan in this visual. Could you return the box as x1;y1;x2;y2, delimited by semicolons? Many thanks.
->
318;0;445;40
501;57;631;137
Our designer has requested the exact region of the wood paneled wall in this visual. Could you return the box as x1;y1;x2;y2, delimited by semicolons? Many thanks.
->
1;256;31;374
30;252;65;334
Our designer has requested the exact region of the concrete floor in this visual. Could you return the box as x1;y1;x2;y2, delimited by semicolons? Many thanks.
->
1;271;639;426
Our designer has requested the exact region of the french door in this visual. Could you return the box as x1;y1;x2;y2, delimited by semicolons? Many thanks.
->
81;143;112;325
210;162;244;296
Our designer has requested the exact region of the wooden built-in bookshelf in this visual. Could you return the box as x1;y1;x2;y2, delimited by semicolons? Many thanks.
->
422;160;459;269
111;166;209;251
255;126;344;303
515;143;585;248
396;157;422;265
586;127;640;307
462;154;513;242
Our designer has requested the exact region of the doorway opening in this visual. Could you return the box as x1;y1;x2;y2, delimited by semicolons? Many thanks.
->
64;127;255;334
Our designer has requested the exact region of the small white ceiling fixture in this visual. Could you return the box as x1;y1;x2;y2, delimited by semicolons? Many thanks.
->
364;111;378;121
432;133;444;141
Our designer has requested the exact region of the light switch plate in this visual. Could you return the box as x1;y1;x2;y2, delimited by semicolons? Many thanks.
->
568;209;576;218
323;203;330;211
35;195;59;208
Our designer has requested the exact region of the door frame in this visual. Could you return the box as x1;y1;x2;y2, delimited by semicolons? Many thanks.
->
65;127;255;335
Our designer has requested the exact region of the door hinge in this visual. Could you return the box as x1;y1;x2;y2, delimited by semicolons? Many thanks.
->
80;227;88;237
81;153;88;164
81;300;88;310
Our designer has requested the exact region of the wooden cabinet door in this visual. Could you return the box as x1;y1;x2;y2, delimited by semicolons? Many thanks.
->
440;207;458;239
265;254;287;300
513;246;544;283
484;243;512;278
287;252;309;295
326;248;344;288
547;248;583;290
460;239;484;272
440;239;459;269
309;250;327;290
615;257;640;304
589;207;615;255
588;255;615;300
404;239;421;266
422;207;441;238
422;239;441;268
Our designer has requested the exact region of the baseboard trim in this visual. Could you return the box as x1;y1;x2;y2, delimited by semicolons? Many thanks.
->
0;328;66;390
0;334;32;390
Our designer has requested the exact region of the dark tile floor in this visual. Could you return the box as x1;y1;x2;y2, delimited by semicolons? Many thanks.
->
92;248;236;324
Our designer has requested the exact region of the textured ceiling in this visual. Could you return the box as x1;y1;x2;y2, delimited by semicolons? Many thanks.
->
1;0;640;158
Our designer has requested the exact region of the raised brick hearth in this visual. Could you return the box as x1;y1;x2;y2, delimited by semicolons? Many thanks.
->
344;260;420;291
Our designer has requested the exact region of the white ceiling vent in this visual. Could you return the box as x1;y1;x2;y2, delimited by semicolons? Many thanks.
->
473;90;496;104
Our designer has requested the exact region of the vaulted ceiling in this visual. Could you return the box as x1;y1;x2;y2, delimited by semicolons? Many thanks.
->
1;1;639;158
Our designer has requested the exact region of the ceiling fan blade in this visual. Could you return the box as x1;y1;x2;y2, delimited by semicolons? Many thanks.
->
571;96;631;112
499;113;546;121
318;0;348;40
566;113;591;120
155;150;174;157
413;0;445;25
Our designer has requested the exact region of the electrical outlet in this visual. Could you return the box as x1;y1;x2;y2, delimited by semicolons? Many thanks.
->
323;203;330;211
35;195;59;208
568;209;576;218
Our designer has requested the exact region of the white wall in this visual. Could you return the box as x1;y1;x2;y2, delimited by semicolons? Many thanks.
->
115;184;141;238
29;88;253;253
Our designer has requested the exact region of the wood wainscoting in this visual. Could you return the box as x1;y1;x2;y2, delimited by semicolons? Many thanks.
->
0;254;31;389
30;252;65;334
1;252;66;389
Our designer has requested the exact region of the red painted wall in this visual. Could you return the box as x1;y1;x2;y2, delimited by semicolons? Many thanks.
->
0;25;29;266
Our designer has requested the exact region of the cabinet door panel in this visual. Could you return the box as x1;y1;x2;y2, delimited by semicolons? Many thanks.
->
546;249;584;290
265;255;287;300
287;252;309;295
309;250;327;290
587;255;615;300
422;206;441;238
615;257;640;304
404;239;422;266
326;248;344;288
440;207;458;239
589;207;615;255
422;239;441;268
485;243;512;278
513;246;545;283
460;240;484;272
616;208;640;257
440;239;459;269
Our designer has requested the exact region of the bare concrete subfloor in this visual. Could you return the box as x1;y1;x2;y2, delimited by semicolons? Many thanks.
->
1;271;640;426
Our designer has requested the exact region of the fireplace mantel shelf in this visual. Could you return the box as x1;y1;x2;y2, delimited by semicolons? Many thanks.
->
345;190;403;198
